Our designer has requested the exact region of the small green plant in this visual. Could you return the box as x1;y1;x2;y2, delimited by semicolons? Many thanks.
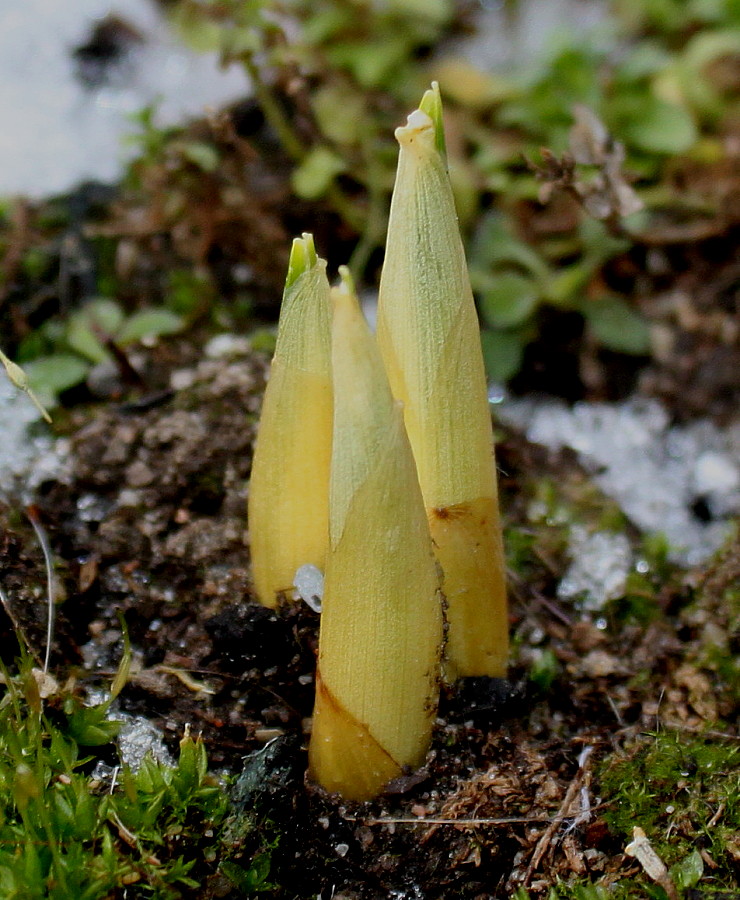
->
0;644;275;898
469;214;650;382
19;297;186;409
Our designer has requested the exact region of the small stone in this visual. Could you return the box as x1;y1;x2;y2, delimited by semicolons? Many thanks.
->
205;334;251;358
581;649;620;678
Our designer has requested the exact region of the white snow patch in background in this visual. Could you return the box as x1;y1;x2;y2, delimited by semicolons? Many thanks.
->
0;376;70;501
447;0;610;72
498;396;740;566
0;0;612;199
0;0;248;198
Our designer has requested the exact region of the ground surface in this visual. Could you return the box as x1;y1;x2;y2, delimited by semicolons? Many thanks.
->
0;324;737;898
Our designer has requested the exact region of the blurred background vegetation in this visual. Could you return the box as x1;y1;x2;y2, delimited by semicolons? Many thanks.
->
1;0;738;413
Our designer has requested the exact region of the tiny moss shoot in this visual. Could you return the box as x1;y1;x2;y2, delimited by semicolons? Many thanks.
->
377;83;508;679
308;269;443;801
248;234;333;607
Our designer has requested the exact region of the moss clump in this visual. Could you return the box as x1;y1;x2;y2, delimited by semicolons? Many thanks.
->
598;731;740;896
682;538;740;707
0;649;274;899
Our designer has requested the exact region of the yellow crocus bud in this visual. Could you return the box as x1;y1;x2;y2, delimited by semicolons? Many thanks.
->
308;269;443;801
376;84;508;679
248;234;332;607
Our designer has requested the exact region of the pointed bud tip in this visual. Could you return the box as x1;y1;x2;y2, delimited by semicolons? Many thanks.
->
419;82;446;157
286;233;318;289
395;83;446;158
331;266;361;317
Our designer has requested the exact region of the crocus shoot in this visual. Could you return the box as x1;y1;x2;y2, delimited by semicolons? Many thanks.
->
248;234;333;607
376;83;509;679
308;269;443;801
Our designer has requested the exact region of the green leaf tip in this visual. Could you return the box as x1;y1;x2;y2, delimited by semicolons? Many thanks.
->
418;81;446;158
285;232;318;290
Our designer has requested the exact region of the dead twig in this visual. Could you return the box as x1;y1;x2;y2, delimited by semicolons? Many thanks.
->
523;745;594;886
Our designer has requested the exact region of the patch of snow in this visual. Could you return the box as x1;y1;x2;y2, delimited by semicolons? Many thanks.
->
0;0;248;198
557;525;633;610
0;375;70;501
117;713;174;770
498;395;739;566
450;0;611;73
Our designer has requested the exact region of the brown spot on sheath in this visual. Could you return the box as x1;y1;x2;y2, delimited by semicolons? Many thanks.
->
432;502;475;521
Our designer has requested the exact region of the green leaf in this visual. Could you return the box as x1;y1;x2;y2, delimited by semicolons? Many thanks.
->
544;263;592;306
387;0;451;25
285;233;318;290
614;95;697;154
66;299;124;363
615;41;671;81
672;849;704;889
481;329;525;382
249;328;277;354
471;212;548;277
292;146;346;200
180;141;220;172
419;81;446;157
583;296;651;355
220;855;273;893
312;84;367;146
65;703;120;747
529;648;560;691
327;38;410;88
173;733;199;800
479;272;539;328
117;309;185;345
23;354;90;406
109;612;132;701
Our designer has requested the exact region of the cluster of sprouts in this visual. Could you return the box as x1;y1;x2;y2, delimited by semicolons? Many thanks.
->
248;84;508;801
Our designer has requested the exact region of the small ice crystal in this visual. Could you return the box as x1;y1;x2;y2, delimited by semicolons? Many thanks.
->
488;382;506;405
117;714;174;771
557;526;633;611
293;564;324;613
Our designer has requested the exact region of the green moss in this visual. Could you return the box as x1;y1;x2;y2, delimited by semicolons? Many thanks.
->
0;648;272;899
683;538;740;704
598;731;740;895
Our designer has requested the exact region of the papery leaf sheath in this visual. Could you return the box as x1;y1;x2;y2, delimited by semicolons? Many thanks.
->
248;234;332;607
376;85;508;677
308;271;442;801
